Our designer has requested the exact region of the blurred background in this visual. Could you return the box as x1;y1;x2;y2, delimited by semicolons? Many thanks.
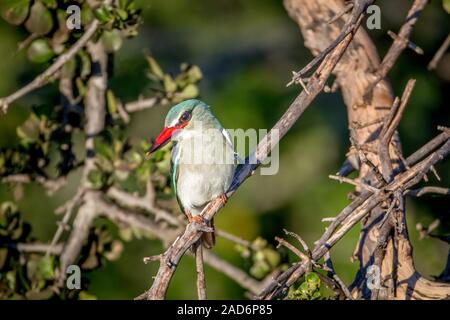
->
0;0;449;299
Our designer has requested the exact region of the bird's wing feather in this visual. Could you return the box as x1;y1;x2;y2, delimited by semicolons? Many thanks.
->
221;128;242;164
171;145;185;214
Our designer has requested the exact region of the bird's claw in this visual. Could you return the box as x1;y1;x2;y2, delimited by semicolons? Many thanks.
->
187;214;213;232
219;193;228;205
190;215;205;224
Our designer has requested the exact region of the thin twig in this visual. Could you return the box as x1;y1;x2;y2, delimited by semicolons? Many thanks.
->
378;79;416;182
275;237;310;265
428;33;450;70
215;229;259;251
406;186;450;197
195;245;207;300
257;136;450;299
329;174;379;193
287;0;373;86
0;20;100;114
283;229;311;257
139;11;364;299
363;0;429;103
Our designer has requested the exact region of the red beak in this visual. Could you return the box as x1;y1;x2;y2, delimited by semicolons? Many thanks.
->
146;123;187;156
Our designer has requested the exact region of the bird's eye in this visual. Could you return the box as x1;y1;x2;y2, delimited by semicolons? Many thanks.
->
180;111;191;123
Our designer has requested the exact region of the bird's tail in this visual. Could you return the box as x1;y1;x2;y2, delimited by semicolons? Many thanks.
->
200;218;215;249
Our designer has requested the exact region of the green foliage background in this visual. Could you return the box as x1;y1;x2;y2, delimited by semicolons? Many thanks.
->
0;0;449;299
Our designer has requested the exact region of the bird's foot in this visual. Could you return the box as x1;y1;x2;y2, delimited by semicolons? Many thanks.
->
189;215;214;232
219;193;228;206
186;211;193;223
191;215;204;224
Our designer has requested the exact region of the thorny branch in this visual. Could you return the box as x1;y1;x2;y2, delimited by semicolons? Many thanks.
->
257;131;450;299
138;0;368;300
363;0;428;103
255;0;450;300
0;20;100;114
428;33;450;70
1;0;449;301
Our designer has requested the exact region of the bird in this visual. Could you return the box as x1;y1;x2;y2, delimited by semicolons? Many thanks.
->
147;99;237;248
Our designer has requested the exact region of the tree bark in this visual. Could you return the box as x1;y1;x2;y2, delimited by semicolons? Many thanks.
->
284;0;450;299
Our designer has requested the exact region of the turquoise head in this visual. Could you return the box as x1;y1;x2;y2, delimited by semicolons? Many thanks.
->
147;99;218;155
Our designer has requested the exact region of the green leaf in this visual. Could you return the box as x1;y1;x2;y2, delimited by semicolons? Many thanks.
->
25;1;54;36
27;38;54;64
444;0;450;14
79;291;97;300
118;227;133;242
41;0;57;9
6;271;16;290
88;170;104;190
249;260;270;279
78;50;91;79
119;0;133;9
299;281;309;293
107;90;118;115
312;291;321;300
37;256;54;280
186;65;202;83
146;55;164;79
163;74;177;93
62;58;76;78
101;29;123;53
1;0;30;25
176;83;198;101
0;201;18;217
81;5;94;26
262;248;280;268
94;5;114;23
95;139;114;160
115;8;128;20
17;114;41;142
305;272;320;284
252;237;268;250
75;78;87;97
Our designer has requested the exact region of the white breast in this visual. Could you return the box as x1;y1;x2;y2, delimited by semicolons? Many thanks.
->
174;128;236;215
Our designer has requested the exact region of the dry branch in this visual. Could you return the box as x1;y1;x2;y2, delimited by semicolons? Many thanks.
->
428;33;450;70
258;0;450;300
0;20;100;114
363;0;429;103
138;1;369;300
257;133;450;299
195;245;207;300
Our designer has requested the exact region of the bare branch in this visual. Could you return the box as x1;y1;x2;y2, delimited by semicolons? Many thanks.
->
0;21;100;114
363;0;429;102
124;97;158;113
378;79;416;182
195;245;207;300
428;33;450;70
257;133;450;299
139;7;364;299
2;174;66;196
407;186;450;197
286;0;373;86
